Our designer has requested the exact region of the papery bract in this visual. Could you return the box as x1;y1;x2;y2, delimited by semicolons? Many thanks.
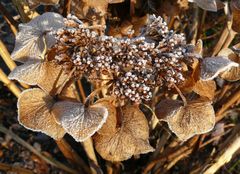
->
11;12;64;62
52;101;108;142
18;88;65;139
94;105;154;161
156;98;215;141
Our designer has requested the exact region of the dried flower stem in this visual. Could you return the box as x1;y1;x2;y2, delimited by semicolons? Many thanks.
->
0;2;18;35
0;124;78;174
216;86;240;122
172;83;187;106
0;69;21;98
202;125;240;174
143;137;198;174
56;139;91;174
11;0;39;22
76;80;86;102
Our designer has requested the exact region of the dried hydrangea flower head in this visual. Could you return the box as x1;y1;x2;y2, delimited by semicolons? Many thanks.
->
10;12;239;162
51;14;198;102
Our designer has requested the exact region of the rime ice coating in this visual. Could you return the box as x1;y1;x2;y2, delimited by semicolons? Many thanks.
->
50;14;199;102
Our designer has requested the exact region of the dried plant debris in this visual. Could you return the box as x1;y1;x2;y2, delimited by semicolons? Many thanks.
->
156;98;215;141
11;12;64;62
200;57;239;81
18;88;65;140
26;0;59;9
52;100;108;142
94;105;154;161
188;0;224;12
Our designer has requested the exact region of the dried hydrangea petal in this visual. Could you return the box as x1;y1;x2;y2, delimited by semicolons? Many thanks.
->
188;0;224;12
11;12;64;62
18;88;65;140
192;80;216;100
9;61;69;93
200;57;239;81
8;60;43;85
27;0;59;9
157;98;215;141
52;101;108;142
94;98;117;135
94;105;154;161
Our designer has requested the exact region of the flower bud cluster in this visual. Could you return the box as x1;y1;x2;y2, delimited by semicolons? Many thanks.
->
50;14;199;102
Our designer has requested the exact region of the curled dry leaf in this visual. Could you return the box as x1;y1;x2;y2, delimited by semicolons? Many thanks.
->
18;88;65;140
192;80;216;100
11;12;64;62
231;0;240;33
27;0;59;9
94;105;154;162
200;57;239;81
52;101;108;142
218;48;240;82
8;61;69;93
188;0;224;12
156;98;215;141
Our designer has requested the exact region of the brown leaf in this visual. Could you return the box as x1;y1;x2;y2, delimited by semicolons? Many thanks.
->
11;12;64;62
231;0;240;33
193;80;216;100
9;61;69;94
200;57;239;81
27;0;59;9
189;0;224;12
156;98;215;141
52;101;108;142
94;105;154;161
218;48;240;82
94;97;117;135
18;88;65;139
155;99;183;120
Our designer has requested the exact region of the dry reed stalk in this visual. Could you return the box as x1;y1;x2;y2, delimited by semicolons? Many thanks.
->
0;39;29;88
11;0;39;22
56;139;91;174
0;69;21;97
202;125;240;174
0;39;17;71
0;124;78;174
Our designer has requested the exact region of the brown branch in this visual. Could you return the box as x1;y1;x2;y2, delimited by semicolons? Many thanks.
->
0;124;78;174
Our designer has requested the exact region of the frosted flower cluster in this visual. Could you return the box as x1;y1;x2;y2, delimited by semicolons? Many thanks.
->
51;14;198;102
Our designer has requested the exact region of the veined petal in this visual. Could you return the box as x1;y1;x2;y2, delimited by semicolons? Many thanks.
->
18;88;65;140
11;12;64;62
52;101;108;142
